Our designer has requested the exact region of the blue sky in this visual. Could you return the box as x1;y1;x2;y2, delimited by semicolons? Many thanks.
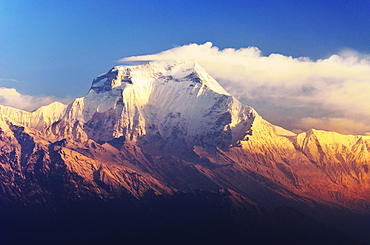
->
1;0;370;133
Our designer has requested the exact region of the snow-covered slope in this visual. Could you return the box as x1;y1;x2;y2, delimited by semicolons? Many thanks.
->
0;102;67;131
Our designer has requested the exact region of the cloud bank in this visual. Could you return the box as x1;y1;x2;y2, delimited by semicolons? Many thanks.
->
120;42;370;135
0;87;68;112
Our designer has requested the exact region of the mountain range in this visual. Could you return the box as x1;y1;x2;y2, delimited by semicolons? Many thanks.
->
0;60;369;244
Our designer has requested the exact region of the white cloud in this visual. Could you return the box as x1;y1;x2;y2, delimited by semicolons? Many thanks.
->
0;87;69;112
120;42;370;135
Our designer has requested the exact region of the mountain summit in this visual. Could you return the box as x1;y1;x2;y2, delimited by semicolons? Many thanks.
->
0;61;369;244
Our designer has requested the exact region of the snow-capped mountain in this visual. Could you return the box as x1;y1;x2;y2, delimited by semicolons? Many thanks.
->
0;60;369;244
60;60;256;149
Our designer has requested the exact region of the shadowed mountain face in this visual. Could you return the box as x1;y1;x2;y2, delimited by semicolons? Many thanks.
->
0;61;369;244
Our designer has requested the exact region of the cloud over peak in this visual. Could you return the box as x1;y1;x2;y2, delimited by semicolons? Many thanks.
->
120;42;370;135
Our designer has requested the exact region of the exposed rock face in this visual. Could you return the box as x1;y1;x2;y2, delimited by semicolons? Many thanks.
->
0;60;369;244
0;121;170;207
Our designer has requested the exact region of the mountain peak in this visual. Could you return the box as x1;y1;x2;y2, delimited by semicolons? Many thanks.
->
90;60;229;96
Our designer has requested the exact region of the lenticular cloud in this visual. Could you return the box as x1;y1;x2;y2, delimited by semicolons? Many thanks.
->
120;42;370;135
